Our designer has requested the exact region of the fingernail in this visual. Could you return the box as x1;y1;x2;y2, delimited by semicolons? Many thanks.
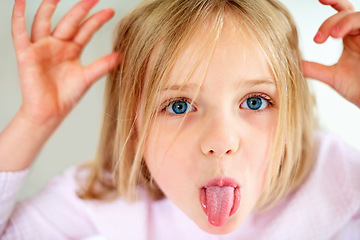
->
314;32;321;41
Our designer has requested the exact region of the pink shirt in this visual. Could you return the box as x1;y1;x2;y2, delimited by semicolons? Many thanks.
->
0;132;359;239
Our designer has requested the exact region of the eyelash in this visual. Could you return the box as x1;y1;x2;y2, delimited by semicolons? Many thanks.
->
161;97;196;115
241;93;274;111
161;93;274;115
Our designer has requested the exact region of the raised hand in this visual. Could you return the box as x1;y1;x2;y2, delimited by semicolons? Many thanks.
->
12;0;118;125
0;0;118;171
302;0;360;108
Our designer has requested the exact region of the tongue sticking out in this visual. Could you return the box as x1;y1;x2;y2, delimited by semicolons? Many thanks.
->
205;186;234;227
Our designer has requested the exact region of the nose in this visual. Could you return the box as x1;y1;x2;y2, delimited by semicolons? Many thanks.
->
200;116;240;157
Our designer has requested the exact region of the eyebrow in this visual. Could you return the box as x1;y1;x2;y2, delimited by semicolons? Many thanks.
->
161;83;200;92
161;78;275;92
239;78;275;88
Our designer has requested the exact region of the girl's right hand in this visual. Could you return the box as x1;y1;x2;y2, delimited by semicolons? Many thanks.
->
12;0;119;126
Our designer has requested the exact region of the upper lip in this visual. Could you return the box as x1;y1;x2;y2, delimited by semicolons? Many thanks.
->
201;176;240;189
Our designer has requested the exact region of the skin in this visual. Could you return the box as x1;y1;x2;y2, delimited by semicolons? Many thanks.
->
139;22;279;235
0;0;358;235
303;0;360;108
0;0;117;171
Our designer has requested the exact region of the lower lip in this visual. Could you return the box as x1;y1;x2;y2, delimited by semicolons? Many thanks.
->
200;177;241;219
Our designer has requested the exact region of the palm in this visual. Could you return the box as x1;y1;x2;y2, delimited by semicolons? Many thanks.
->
13;0;117;124
18;38;86;120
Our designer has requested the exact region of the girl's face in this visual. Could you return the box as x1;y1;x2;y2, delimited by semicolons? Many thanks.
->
139;23;278;234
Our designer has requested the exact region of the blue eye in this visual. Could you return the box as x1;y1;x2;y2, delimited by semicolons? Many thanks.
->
241;96;269;110
166;100;195;114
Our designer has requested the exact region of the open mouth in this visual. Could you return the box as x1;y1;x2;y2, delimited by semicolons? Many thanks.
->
200;177;241;227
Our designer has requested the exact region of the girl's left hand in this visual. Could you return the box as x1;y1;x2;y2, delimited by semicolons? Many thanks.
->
302;0;360;108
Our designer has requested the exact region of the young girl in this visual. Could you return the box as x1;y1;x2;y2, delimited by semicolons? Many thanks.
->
1;0;359;239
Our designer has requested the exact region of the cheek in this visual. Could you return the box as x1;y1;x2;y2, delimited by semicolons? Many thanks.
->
143;123;201;218
143;122;196;186
239;117;276;200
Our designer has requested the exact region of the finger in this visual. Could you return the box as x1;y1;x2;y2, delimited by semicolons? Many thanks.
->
52;0;99;41
302;60;336;88
12;0;31;52
319;0;354;12
314;11;350;43
31;0;60;42
330;12;360;38
73;8;114;47
84;52;122;87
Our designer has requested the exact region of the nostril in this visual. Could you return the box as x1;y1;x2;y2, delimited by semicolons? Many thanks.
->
207;149;233;155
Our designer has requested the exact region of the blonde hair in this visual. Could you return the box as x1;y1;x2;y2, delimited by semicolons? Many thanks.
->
79;0;315;210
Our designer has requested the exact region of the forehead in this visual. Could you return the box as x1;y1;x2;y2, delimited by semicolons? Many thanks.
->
164;20;273;90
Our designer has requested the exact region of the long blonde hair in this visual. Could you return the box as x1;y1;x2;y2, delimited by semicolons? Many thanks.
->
79;0;315;210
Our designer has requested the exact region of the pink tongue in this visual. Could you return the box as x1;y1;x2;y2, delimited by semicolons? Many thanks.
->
206;186;234;227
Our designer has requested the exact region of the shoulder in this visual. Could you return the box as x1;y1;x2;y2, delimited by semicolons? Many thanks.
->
289;131;360;238
309;131;360;238
311;131;360;202
24;163;84;206
6;163;100;238
243;131;360;239
32;163;87;204
313;131;360;169
20;164;153;238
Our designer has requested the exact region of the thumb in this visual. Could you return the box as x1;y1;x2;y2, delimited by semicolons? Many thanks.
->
302;60;335;88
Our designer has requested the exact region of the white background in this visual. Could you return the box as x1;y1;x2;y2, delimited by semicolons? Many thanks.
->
0;0;359;200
